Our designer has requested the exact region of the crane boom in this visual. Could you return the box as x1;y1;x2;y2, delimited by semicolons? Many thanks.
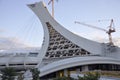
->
75;19;116;45
75;21;107;32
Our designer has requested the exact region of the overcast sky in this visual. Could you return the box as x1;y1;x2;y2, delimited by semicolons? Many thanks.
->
0;0;120;49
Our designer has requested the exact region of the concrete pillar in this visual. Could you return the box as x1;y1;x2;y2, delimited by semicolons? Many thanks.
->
59;71;64;77
82;65;88;71
64;69;68;77
76;68;80;74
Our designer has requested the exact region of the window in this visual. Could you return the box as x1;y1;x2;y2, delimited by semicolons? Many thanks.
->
28;52;38;57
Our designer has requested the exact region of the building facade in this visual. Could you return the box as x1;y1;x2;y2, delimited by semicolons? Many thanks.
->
28;1;120;79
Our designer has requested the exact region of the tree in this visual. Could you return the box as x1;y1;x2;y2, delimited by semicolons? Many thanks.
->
30;68;40;80
1;67;16;80
17;72;24;80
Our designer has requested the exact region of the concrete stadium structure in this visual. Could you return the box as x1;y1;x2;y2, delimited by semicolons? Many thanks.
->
27;1;120;79
0;1;120;79
0;48;39;70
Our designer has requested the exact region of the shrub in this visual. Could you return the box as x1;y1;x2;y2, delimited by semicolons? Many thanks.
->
78;72;100;80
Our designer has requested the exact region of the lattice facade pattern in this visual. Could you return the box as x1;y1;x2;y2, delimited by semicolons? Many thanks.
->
45;22;90;58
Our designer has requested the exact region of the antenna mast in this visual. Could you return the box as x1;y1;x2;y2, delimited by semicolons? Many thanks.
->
48;0;54;18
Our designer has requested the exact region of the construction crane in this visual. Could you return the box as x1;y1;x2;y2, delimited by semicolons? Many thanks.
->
75;19;116;45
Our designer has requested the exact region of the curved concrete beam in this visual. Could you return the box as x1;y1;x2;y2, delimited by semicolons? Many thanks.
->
40;56;120;76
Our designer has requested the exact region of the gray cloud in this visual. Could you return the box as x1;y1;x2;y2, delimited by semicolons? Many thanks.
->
73;31;120;47
0;37;29;50
113;38;120;47
91;35;120;47
0;29;4;33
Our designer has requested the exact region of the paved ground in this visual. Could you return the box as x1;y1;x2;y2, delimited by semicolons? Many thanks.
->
71;73;120;80
100;76;120;80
